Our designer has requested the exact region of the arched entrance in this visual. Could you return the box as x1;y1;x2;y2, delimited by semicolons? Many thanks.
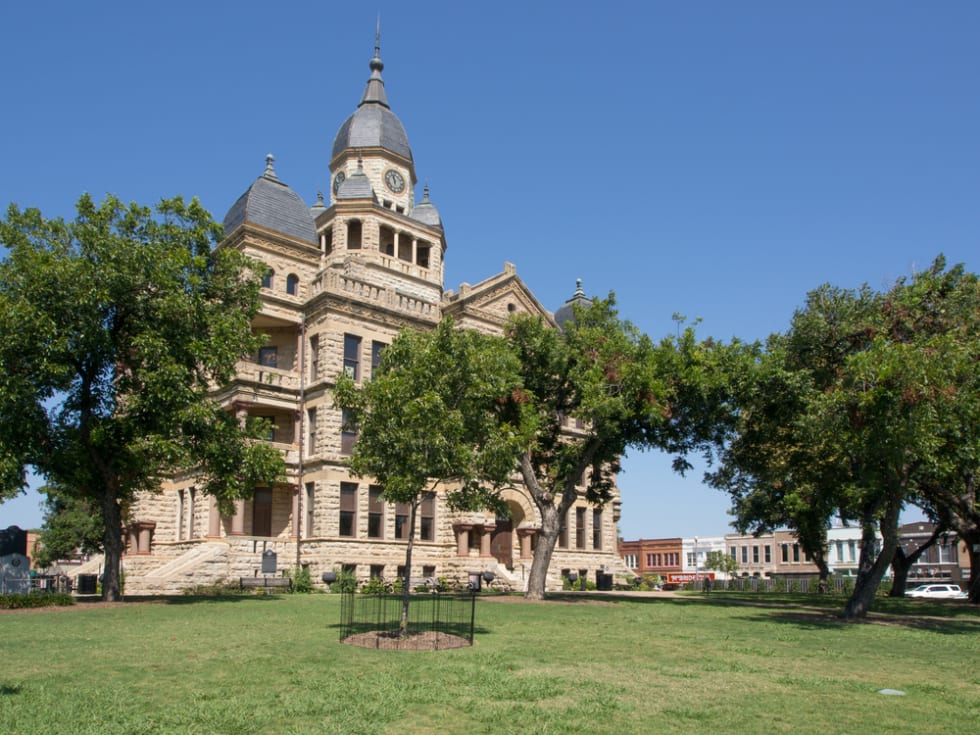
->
491;501;525;570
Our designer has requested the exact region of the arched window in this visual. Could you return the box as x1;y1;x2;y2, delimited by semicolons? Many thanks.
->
261;268;274;289
286;274;299;296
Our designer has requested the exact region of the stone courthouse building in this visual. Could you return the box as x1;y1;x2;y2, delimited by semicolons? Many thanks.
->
118;42;628;594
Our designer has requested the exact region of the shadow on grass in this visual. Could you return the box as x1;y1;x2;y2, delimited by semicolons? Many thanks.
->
73;593;290;606
0;684;22;696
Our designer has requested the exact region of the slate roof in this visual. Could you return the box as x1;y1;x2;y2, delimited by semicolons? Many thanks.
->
411;184;442;227
331;47;413;163
223;156;316;245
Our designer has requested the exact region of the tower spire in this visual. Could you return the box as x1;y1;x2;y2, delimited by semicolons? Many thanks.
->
360;18;389;108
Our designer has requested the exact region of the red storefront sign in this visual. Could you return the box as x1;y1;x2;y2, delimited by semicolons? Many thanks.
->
667;572;716;583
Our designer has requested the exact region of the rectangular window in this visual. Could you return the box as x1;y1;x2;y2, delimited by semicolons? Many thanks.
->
368;485;384;539
847;540;856;562
687;552;695;567
252;488;272;537
575;508;586;549
420;492;435;541
764;545;772;563
730;547;737;561
646;554;654;567
394;502;410;540
371;341;386;377
793;544;801;562
781;544;789;563
370;564;384;580
305;482;315;537
592;509;602;550
753;546;760;563
258;345;278;368
307;407;317;455
341;408;357;455
558;510;569;549
741;545;748;564
339;483;357;537
309;335;319;380
343;334;361;380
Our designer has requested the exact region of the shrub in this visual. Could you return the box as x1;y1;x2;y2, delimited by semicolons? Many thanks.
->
0;593;74;610
360;576;390;595
289;566;313;594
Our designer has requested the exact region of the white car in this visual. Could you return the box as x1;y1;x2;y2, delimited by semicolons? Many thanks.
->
905;583;967;599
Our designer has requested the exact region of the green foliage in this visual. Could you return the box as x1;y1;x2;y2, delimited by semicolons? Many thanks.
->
0;194;285;599
289;566;314;594
0;593;74;609
335;567;357;594
701;256;980;615
703;550;739;577
360;576;390;595
334;317;524;511
33;484;104;568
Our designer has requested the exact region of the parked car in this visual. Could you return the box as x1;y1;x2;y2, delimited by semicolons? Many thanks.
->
905;583;967;599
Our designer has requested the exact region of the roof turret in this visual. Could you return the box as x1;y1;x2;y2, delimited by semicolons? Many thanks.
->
223;155;316;245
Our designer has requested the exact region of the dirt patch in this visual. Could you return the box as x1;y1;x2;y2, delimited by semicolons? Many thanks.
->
342;630;471;651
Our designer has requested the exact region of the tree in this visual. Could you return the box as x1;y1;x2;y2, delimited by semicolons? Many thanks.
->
0;194;284;600
703;550;739;579
501;296;698;600
32;483;105;569
708;256;980;616
333;318;526;633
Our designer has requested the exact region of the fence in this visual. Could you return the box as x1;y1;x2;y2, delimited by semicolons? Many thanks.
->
683;576;855;594
339;590;477;649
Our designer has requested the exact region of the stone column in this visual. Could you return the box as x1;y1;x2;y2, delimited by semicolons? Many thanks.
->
231;499;245;536
454;524;473;557
208;496;221;538
518;528;536;560
480;524;495;557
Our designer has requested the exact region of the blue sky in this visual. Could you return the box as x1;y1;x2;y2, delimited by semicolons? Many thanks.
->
1;2;977;538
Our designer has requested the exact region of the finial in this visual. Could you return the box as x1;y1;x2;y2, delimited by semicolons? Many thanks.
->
316;190;325;204
370;15;384;73
574;279;585;297
264;153;276;179
422;182;430;201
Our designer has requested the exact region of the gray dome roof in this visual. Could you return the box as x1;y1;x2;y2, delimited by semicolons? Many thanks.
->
223;155;316;245
554;280;593;329
331;47;413;163
411;184;442;227
336;157;377;200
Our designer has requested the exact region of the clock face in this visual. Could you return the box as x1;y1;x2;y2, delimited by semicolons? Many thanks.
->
332;171;346;194
384;169;405;193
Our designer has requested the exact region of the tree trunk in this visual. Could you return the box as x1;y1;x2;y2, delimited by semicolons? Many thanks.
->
843;496;900;620
962;531;980;604
100;492;124;602
525;503;560;601
890;549;913;597
811;549;830;594
399;498;420;636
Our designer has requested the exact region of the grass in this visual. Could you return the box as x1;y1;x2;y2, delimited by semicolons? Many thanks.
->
1;592;978;735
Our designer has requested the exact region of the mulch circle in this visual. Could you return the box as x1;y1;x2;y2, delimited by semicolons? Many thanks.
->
341;630;471;651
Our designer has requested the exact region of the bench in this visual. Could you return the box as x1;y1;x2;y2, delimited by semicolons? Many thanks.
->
240;576;293;592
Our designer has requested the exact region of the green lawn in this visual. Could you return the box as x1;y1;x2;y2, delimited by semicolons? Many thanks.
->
1;592;978;735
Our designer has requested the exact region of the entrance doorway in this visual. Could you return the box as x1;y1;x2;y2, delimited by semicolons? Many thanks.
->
491;519;513;569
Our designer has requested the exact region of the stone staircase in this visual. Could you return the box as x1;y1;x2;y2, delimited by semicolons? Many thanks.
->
129;542;231;595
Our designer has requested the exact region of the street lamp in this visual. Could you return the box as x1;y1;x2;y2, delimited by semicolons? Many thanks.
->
693;536;700;584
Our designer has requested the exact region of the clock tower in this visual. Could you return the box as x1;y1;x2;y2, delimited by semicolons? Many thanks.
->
316;33;445;311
